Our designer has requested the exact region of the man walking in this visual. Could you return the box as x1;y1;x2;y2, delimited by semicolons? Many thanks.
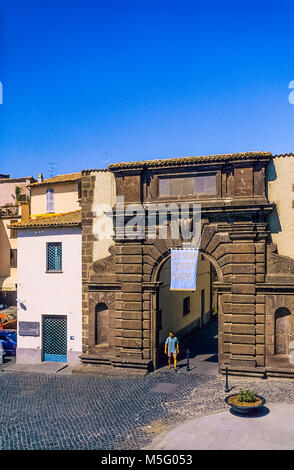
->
165;330;179;370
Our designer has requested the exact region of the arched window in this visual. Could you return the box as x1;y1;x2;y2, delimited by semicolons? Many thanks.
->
95;303;109;346
275;307;291;356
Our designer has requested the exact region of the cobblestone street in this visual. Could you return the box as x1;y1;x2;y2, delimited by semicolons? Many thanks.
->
0;321;293;450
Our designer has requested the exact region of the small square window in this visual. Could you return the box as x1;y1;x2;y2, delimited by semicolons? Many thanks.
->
46;242;62;271
183;296;190;316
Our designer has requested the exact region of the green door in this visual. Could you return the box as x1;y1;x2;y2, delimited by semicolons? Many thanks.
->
43;315;67;362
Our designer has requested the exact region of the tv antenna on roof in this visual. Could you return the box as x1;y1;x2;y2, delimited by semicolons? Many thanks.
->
102;151;112;168
48;162;58;179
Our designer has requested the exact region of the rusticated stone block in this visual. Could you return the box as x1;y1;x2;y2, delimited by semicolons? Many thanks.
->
143;255;156;267
231;294;255;303
115;301;142;311
121;311;142;320
231;284;256;294
256;304;265;314
213;244;228;260
222;264;232;275
255;242;265;254
256;355;265;366
117;274;142;283
143;338;150;348
143;311;151;320
222;294;232;303
231;264;256;274
256;344;265;355
143;329;150;338
230;243;255;253
116;255;143;264
206;234;221;255
143;300;150;310
256;274;265;282
231;324;256;335
116;264;142;274
256;315;265;323
121;283;142;293
116;246;143;255
256;294;265;304
201;225;216;250
143;320;150;329
256;263;265;274
122;330;142;339
118;293;143;302
223;304;231;313
143;349;151;359
143;245;163;262
231;274;256;284
143;264;153;275
119;319;142;330
218;254;232;267
231;344;255;355
256;335;265;344
121;338;143;348
256;324;265;334
115;337;122;347
232;254;255;263
224;334;255;344
230;304;255;314
225;314;256;324
256;254;265;263
152;238;169;256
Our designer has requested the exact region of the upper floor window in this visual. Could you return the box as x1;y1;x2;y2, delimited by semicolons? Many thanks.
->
46;242;62;272
159;174;216;197
46;188;54;213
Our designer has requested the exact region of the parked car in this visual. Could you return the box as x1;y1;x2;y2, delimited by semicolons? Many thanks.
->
0;330;17;355
0;312;17;330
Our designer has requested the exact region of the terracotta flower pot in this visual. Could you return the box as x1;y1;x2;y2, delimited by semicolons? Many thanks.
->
225;394;266;415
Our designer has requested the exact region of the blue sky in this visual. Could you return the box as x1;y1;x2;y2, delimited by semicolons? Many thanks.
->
1;0;294;179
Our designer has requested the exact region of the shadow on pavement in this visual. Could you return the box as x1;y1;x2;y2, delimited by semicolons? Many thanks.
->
229;406;270;418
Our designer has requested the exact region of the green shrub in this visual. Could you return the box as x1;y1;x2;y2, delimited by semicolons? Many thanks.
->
237;389;258;403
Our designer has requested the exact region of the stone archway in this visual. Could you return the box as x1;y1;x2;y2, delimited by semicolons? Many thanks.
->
150;248;223;369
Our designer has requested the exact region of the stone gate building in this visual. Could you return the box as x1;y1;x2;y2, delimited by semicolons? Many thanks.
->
78;151;294;379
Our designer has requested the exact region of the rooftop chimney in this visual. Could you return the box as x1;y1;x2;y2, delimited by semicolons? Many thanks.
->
38;173;43;183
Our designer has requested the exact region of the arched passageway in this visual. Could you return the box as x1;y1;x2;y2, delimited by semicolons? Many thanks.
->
155;251;219;368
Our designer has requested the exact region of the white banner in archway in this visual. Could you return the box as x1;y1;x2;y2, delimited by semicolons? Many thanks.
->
170;248;199;291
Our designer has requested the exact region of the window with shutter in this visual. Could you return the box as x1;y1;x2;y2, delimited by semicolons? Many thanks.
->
46;188;54;213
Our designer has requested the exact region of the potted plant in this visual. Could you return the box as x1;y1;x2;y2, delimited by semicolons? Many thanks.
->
225;388;266;415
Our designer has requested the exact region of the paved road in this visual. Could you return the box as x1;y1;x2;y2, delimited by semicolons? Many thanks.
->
0;321;293;450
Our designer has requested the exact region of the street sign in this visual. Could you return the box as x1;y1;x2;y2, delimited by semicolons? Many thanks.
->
19;321;40;337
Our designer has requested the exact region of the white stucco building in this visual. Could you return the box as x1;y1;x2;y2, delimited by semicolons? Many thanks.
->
11;173;82;365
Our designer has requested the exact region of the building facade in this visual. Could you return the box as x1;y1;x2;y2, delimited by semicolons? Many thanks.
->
79;151;294;379
0;175;35;307
12;173;82;364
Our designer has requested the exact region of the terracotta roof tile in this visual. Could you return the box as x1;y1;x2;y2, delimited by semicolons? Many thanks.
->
9;210;81;229
29;172;81;186
108;151;272;170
